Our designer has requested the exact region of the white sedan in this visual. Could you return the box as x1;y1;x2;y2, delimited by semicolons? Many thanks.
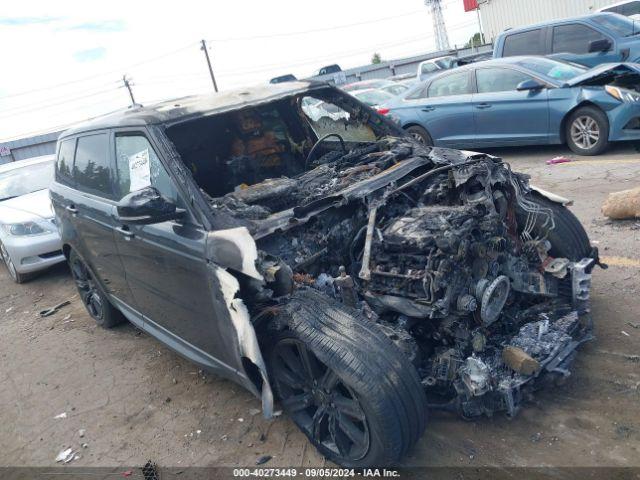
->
0;155;65;283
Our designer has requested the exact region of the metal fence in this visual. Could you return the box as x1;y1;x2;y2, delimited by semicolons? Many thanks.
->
309;43;494;84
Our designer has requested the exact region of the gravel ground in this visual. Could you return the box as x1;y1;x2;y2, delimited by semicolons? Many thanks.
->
1;143;639;469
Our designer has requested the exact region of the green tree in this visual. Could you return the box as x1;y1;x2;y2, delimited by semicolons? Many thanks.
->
371;52;382;64
465;32;484;48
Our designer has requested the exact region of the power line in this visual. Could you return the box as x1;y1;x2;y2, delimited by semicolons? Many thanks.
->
217;20;476;78
0;81;121;115
0;88;121;119
208;10;425;42
0;42;197;101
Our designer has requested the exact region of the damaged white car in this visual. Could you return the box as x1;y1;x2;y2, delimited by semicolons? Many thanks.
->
50;81;601;467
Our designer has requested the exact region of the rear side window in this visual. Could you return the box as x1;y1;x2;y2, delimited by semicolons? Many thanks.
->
421;62;439;74
73;134;112;197
502;29;544;56
114;134;182;205
55;138;76;186
552;24;607;54
622;1;640;15
476;68;533;93
428;71;471;98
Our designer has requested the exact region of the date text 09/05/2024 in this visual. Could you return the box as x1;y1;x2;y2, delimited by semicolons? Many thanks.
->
232;468;401;477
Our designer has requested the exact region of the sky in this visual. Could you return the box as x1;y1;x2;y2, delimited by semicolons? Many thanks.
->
0;0;479;141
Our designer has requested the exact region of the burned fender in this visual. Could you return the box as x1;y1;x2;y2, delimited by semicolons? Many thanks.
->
206;228;273;417
529;185;573;206
207;227;263;280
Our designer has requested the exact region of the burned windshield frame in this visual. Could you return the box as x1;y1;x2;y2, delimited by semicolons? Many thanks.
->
297;90;390;144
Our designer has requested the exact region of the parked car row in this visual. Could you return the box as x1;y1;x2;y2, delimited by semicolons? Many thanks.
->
373;12;640;155
383;56;640;155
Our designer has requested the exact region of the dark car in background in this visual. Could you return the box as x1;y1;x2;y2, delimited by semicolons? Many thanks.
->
385;56;640;155
493;12;640;66
50;81;597;467
269;74;297;84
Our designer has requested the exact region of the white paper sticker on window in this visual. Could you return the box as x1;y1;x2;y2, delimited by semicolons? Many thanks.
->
128;149;151;191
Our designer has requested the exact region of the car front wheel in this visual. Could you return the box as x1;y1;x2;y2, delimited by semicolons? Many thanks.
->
268;289;427;467
566;106;609;156
0;241;29;284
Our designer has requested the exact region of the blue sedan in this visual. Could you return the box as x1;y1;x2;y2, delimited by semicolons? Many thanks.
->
384;56;640;155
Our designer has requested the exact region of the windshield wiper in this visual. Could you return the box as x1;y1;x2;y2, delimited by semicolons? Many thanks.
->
0;196;18;202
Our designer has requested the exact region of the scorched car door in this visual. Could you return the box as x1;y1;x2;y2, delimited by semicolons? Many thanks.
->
111;131;238;368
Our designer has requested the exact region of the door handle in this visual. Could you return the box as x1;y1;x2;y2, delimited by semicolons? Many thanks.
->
421;106;435;112
66;205;78;215
115;226;135;240
475;103;491;109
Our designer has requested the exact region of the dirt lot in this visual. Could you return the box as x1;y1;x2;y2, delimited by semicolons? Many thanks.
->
1;144;639;469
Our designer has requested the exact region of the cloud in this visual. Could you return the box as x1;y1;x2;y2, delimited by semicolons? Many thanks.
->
0;16;60;26
66;19;126;33
73;47;107;63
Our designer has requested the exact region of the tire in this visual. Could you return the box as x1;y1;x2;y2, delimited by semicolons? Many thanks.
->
405;125;433;146
267;289;427;467
516;192;592;261
68;250;125;328
565;106;609;156
0;240;31;284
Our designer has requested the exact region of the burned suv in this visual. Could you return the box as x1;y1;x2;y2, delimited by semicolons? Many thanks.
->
51;81;599;467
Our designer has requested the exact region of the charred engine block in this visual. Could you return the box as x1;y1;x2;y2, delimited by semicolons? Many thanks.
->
367;204;516;323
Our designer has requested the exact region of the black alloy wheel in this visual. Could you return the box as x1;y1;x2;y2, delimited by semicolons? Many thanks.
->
68;250;124;328
270;335;370;462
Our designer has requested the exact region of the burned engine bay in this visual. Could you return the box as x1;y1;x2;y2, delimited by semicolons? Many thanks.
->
199;134;598;419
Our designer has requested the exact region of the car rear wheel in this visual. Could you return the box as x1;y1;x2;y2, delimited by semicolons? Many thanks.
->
566;106;609;156
68;250;124;328
267;289;427;467
0;241;30;284
405;125;433;146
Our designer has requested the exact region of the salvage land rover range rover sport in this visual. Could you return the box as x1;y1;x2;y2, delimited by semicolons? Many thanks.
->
50;81;601;467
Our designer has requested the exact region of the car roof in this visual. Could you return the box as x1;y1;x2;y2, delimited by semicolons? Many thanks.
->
352;88;391;96
0;154;55;173
416;56;574;86
499;12;619;35
61;81;328;139
347;79;392;85
431;56;567;71
419;55;454;64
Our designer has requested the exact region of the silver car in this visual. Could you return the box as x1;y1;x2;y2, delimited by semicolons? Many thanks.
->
0;155;64;283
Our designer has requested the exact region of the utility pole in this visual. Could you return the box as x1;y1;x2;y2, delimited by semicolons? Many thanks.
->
122;75;137;107
200;39;219;93
476;7;485;45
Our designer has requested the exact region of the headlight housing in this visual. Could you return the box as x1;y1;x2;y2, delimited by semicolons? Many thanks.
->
605;85;640;103
1;221;49;236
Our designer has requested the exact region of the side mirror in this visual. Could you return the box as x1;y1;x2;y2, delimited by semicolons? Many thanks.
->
116;186;184;225
516;79;545;91
588;38;612;52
